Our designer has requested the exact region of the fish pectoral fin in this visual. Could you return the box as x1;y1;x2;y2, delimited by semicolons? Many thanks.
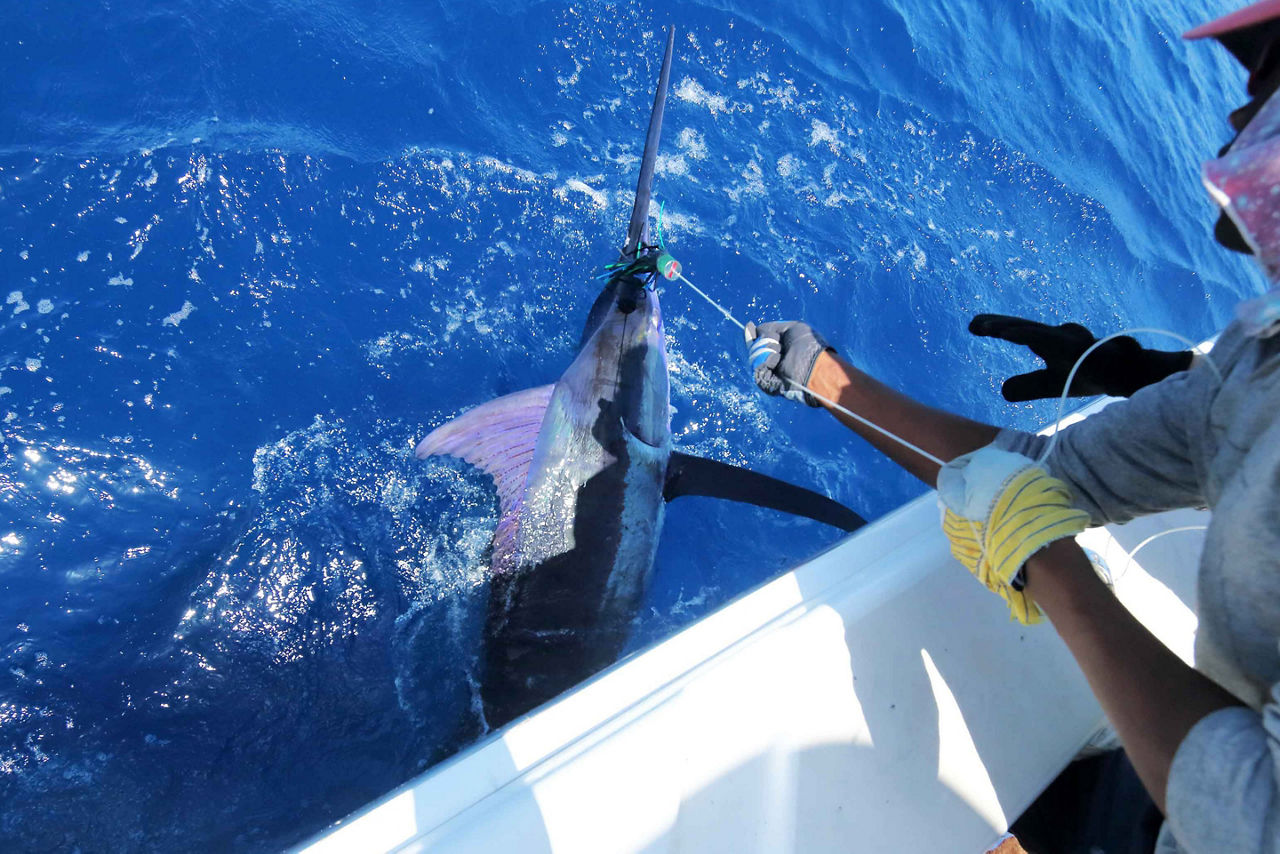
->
416;385;553;521
663;451;866;533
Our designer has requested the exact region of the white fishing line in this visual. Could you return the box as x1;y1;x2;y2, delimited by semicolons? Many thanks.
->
672;269;1222;477
675;273;745;331
1112;525;1209;584
1038;328;1222;466
672;265;1217;610
673;271;946;468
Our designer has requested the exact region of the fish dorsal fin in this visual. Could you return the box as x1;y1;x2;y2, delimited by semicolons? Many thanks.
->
416;386;554;552
664;451;867;532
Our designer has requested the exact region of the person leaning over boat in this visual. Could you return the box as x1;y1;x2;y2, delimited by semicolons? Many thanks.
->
744;5;1280;854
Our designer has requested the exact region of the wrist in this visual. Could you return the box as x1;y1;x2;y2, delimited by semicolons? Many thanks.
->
1022;537;1106;617
807;350;850;404
1139;349;1195;387
1105;346;1195;397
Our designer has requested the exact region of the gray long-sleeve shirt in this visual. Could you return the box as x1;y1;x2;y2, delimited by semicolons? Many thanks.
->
993;319;1280;854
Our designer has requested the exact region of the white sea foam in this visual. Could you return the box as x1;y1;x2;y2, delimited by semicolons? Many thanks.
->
409;256;450;278
655;154;689;177
777;153;799;178
76;251;89;262
161;301;196;327
24;358;40;372
669;585;719;618
676;127;707;160
442;288;506;339
7;291;29;314
558;179;608;209
809;119;840;152
556;57;583;89
656;207;704;237
36;300;53;315
673;77;730;115
366;331;440;378
474;156;538;183
45;470;77;495
108;274;133;286
910;244;927;271
727;159;766;201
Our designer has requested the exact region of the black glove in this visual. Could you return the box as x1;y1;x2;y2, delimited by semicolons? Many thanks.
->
968;314;1194;401
744;320;832;406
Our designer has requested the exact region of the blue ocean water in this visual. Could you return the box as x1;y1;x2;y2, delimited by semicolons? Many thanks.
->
0;0;1258;849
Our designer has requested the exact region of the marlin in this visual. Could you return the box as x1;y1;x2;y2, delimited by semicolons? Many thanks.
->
417;28;864;729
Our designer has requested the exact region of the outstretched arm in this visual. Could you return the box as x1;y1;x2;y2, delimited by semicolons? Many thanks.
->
745;321;998;485
806;351;999;484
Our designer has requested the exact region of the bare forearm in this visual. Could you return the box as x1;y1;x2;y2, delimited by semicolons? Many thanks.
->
1024;539;1242;812
806;351;1000;484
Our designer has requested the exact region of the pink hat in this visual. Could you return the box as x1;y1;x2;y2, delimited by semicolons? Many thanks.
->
1185;0;1280;40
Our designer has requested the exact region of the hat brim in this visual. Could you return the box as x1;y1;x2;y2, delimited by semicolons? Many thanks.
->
1185;0;1280;40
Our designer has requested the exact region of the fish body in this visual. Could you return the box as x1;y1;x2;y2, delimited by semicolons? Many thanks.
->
417;29;863;728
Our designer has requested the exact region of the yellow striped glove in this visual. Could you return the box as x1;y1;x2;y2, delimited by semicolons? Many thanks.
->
937;447;1089;625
